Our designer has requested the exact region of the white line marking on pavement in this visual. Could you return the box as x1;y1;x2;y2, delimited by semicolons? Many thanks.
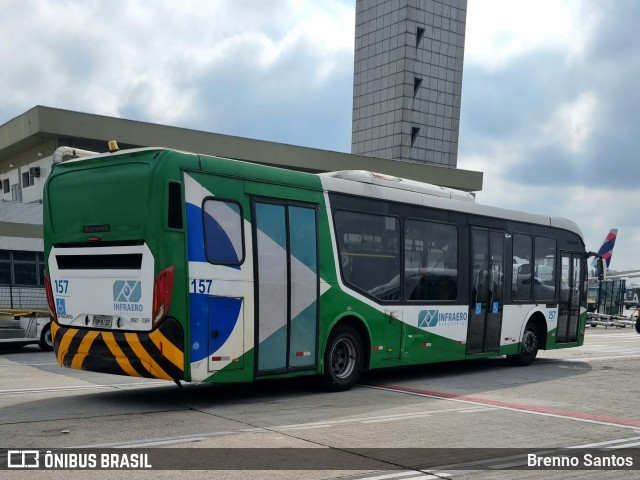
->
0;362;59;367
355;471;450;480
0;381;169;395
563;354;640;362
364;385;640;430
569;435;640;448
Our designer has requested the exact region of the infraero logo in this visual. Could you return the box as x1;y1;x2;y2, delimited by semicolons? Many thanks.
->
113;281;142;303
418;309;439;328
418;309;468;328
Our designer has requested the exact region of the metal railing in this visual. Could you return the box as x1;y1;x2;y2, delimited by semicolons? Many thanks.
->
0;285;48;317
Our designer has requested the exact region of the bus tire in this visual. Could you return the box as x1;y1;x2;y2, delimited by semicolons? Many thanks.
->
323;325;363;391
39;323;54;351
635;318;640;334
507;323;539;367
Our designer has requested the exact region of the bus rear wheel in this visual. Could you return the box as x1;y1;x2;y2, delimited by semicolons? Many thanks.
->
323;325;363;391
507;323;539;366
39;323;54;351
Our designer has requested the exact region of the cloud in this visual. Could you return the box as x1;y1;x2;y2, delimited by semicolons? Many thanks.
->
460;0;640;270
464;0;586;69
0;0;355;149
2;0;640;271
182;18;355;149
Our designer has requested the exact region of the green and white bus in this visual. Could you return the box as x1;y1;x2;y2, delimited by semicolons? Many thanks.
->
43;147;595;390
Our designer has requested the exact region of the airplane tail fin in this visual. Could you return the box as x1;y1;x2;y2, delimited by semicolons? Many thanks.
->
597;228;618;268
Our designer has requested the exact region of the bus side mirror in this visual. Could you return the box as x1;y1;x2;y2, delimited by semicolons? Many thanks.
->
587;251;606;281
597;257;606;281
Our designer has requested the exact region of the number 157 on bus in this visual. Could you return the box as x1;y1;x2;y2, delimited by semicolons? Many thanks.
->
190;279;212;294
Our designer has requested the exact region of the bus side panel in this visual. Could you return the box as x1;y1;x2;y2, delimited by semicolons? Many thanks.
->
184;172;254;383
321;192;469;370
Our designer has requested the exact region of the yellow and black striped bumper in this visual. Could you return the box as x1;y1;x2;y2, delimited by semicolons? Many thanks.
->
51;318;184;381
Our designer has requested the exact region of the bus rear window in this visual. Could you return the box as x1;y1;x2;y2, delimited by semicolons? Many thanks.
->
48;163;150;235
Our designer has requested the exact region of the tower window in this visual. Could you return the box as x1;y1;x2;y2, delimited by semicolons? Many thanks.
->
416;27;425;48
414;77;423;97
411;127;420;146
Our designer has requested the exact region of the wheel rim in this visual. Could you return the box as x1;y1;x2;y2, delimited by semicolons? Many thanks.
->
44;328;53;347
522;329;538;354
331;337;357;379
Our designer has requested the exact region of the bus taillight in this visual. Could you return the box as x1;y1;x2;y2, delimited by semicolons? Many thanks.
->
153;266;175;327
44;273;58;322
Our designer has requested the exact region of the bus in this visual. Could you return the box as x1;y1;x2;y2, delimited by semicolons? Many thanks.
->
43;147;598;390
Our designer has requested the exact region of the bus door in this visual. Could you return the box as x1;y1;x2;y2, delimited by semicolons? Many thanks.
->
252;199;319;374
467;228;504;354
558;253;583;343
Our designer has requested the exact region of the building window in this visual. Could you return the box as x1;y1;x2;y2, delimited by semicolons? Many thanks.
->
334;211;400;301
0;251;10;285
0;251;47;287
37;253;45;286
22;171;31;188
12;251;38;286
2;179;9;194
405;220;458;301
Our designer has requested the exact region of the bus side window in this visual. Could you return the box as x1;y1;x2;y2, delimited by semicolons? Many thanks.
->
534;236;556;301
203;199;245;265
167;181;184;229
512;233;532;301
334;211;400;301
404;219;458;302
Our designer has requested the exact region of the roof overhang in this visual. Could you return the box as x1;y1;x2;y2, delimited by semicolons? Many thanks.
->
0;106;483;191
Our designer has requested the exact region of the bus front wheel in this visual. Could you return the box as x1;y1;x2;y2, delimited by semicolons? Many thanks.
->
323;325;363;391
507;323;539;367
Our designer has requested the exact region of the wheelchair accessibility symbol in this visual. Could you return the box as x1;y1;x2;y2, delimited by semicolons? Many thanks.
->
56;298;66;316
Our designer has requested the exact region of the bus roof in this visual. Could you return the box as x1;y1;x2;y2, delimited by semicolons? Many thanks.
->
51;147;583;239
321;170;475;202
319;171;583;239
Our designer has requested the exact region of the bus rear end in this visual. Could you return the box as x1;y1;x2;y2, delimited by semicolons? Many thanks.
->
43;148;190;382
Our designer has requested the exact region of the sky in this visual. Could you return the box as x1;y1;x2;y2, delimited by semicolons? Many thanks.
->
2;0;639;273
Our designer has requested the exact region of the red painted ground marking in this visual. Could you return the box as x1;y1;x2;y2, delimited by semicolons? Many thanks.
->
378;384;640;428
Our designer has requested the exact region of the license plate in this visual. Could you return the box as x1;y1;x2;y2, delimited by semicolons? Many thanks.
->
92;315;112;328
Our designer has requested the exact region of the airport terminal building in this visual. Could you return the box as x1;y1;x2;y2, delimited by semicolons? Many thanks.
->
0;105;481;292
